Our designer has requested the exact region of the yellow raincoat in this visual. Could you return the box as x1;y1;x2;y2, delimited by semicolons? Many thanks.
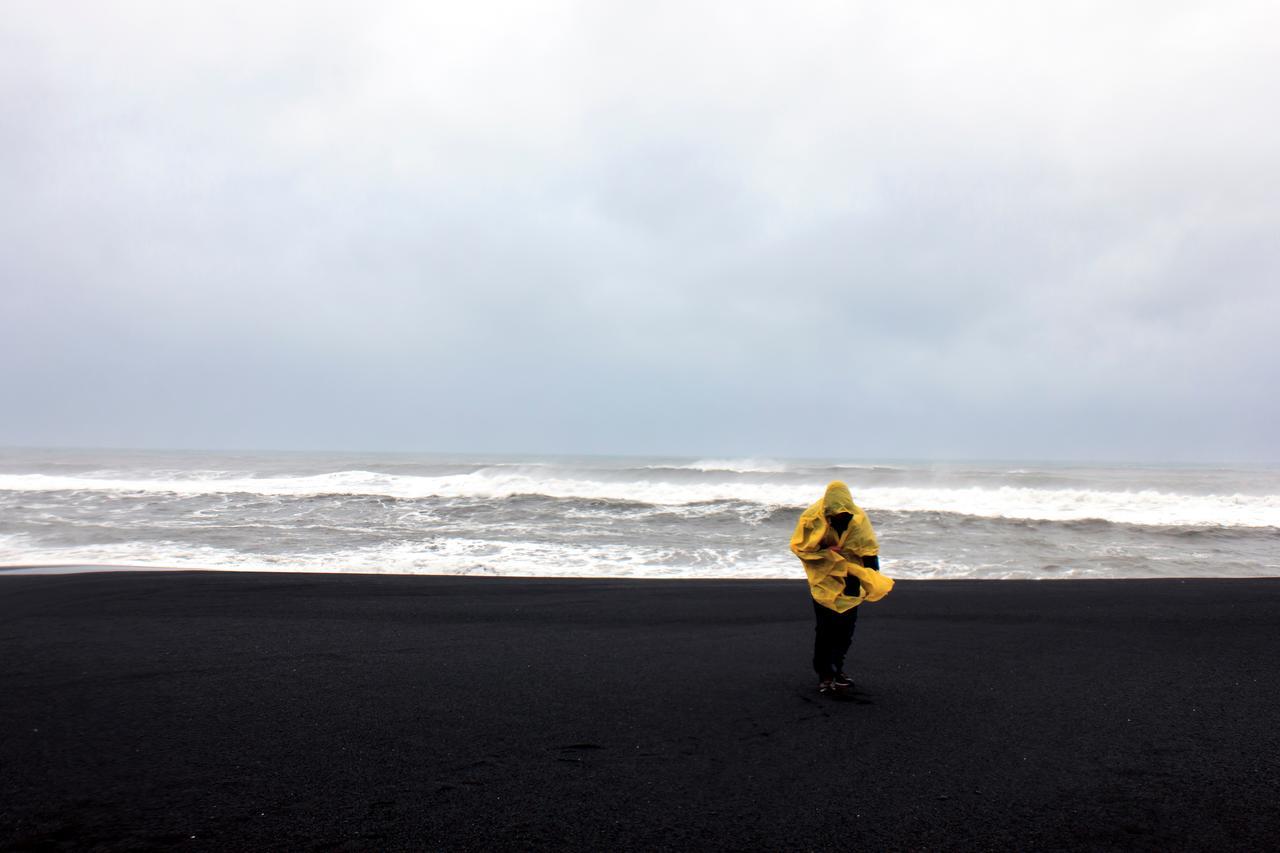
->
791;481;893;612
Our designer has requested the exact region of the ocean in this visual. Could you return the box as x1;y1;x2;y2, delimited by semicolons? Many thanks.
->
1;448;1277;579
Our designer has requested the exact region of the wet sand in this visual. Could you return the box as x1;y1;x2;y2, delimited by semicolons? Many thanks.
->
2;571;1277;851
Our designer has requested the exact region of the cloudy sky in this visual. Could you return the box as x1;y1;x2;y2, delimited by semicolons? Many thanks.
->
2;1;1277;462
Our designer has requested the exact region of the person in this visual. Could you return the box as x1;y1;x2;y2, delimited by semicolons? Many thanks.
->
790;480;894;696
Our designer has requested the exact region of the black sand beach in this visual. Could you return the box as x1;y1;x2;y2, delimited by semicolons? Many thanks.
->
2;572;1277;851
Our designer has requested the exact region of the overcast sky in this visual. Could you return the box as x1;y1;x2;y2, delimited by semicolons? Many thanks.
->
2;1;1277;462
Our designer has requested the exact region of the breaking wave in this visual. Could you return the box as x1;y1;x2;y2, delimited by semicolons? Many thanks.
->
2;469;1278;528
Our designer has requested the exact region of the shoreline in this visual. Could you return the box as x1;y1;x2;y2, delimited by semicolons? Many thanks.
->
3;563;1277;581
4;572;1278;850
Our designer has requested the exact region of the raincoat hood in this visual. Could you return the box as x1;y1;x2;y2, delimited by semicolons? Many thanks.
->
821;481;857;517
790;481;892;612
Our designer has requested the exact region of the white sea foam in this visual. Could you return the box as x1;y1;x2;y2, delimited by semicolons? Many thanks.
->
7;537;1273;580
3;470;1279;528
0;536;795;579
0;534;1036;579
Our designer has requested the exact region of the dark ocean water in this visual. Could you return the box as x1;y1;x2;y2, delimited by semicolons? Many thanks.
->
2;449;1277;579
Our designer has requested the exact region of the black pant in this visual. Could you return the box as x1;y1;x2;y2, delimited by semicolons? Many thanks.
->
812;599;859;678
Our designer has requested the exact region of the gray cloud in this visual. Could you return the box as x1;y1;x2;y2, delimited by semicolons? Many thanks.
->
3;0;1278;461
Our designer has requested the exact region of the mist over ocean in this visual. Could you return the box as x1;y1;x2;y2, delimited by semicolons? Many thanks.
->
1;448;1277;579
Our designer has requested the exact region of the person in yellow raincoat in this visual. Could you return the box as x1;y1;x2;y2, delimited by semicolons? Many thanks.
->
790;481;893;695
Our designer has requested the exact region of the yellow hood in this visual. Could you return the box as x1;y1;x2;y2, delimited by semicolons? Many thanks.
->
821;481;857;517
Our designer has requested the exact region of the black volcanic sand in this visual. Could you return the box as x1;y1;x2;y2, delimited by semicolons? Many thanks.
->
2;572;1277;852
